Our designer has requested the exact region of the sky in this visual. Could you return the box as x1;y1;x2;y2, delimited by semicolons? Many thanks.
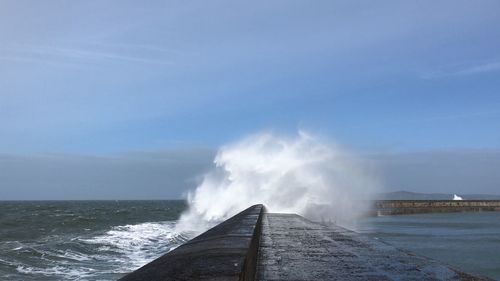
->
1;1;499;199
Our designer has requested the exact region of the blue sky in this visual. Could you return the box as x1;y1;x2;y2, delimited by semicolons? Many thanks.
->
1;1;499;198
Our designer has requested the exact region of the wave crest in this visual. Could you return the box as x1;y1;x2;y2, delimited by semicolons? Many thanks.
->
176;131;380;233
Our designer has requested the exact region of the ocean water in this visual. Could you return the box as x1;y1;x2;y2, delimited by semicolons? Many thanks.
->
356;212;500;280
0;201;189;280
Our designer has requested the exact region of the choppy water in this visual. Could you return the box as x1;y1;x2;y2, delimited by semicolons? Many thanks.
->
356;212;500;280
0;201;189;280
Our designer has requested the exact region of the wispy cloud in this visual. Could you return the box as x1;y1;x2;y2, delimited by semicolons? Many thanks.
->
41;46;175;65
454;61;500;75
85;42;191;56
350;109;500;130
413;110;500;123
0;43;176;67
0;55;77;67
422;59;500;79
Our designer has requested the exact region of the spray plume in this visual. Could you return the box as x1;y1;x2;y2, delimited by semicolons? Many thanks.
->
176;131;379;233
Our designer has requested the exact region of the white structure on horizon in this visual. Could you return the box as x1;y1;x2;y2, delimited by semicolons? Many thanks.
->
453;194;463;200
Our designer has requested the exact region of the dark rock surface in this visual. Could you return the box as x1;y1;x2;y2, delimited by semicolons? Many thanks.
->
119;204;264;281
256;213;491;281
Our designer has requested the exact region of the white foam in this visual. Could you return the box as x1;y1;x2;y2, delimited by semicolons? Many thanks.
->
16;265;96;280
57;250;92;261
176;131;380;233
453;194;463;200
0;257;20;267
4;220;187;280
79;221;186;271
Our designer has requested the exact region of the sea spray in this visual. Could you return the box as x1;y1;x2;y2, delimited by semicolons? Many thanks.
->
176;131;380;233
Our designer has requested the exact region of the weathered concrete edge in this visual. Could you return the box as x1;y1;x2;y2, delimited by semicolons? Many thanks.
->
240;205;265;281
119;204;265;281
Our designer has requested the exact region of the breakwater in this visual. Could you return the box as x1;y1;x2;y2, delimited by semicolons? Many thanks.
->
373;200;500;216
120;204;492;281
120;204;264;281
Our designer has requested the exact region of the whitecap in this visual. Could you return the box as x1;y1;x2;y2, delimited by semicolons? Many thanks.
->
79;221;187;271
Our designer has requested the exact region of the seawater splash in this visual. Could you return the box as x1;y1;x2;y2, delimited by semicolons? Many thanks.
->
176;131;380;233
79;221;187;271
9;221;188;280
453;194;463;200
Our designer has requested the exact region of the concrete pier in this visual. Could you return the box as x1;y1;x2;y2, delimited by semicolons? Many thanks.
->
257;213;488;280
374;200;500;215
120;204;492;280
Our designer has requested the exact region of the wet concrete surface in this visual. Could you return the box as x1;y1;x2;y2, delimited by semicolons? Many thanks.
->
256;213;491;281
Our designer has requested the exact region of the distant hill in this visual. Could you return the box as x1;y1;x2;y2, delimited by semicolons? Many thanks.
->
375;191;500;200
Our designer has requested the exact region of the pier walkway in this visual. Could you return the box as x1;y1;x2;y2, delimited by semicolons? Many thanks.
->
257;213;484;280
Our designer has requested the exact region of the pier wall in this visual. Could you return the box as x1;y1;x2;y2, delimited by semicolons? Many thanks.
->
373;200;500;215
119;204;264;281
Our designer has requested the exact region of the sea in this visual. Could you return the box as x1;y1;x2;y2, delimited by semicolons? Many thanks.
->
0;201;189;280
1;201;499;280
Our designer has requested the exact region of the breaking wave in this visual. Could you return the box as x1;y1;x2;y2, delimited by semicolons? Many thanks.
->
177;131;380;233
3;221;187;280
79;221;188;271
